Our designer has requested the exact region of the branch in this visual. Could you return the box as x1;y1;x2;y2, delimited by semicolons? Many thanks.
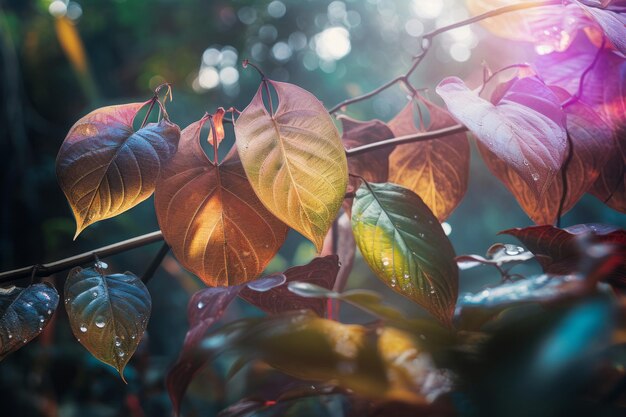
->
0;231;164;284
345;124;468;157
328;0;562;114
141;242;170;284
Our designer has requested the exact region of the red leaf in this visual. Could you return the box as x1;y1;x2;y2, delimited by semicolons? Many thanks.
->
166;286;242;416
501;224;626;286
166;275;285;416
239;255;340;316
340;116;395;193
436;76;567;197
387;97;469;221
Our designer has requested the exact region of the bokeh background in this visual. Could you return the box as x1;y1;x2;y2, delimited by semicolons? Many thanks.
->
1;0;625;416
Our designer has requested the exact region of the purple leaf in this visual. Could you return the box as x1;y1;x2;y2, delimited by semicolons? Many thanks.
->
576;0;626;54
166;285;242;416
240;256;340;317
436;76;567;197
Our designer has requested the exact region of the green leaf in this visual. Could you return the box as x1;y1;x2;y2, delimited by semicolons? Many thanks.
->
0;283;59;360
64;266;151;380
351;182;458;326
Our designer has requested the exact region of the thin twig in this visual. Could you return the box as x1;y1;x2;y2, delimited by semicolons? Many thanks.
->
345;124;468;157
141;242;170;284
0;231;163;283
328;0;561;114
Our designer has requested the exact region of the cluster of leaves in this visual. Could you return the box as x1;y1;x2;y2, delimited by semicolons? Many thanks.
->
1;0;626;415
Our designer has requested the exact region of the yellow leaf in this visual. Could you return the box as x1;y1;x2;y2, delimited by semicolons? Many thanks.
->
234;80;348;251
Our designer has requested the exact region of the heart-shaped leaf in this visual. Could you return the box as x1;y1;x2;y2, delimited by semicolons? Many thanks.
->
436;76;567;197
388;97;470;221
56;101;180;238
166;274;290;415
478;88;613;224
234;80;348;250
240;255;340;316
0;283;59;360
351;181;458;326
339;116;394;193
64;266;151;380
155;116;288;286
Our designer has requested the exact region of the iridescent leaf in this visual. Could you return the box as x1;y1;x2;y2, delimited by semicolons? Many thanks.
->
234;80;348;250
56;101;180;238
0;283;59;360
437;76;567;197
477;88;613;224
64;266;151;380
351;182;458;326
155;116;288;286
388;97;469;221
239;255;339;316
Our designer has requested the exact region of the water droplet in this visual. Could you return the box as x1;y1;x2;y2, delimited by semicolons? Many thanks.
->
114;337;122;347
95;318;106;328
65;297;70;304
47;309;52;315
23;339;28;344
92;291;98;298
26;302;33;307
79;324;88;333
418;232;425;238
421;37;430;50
413;215;418;219
117;350;125;357
131;334;136;340
95;260;108;269
39;316;45;323
197;301;205;309
403;273;410;279
8;334;13;339
532;173;540;181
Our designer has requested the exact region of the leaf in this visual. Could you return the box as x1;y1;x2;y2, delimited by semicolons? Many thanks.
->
436;76;567;197
234;80;349;250
197;312;452;404
576;0;626;54
240;255;340;316
0;283;59;360
155;116;289;286
466;0;588;52
351;182;458;326
456;243;534;271
56;101;180;238
458;274;589;310
339;116;394;193
387;97;470;221
167;285;242;416
209;107;226;146
501;224;626;286
166;274;286;415
64;266;151;380
477;88;613;224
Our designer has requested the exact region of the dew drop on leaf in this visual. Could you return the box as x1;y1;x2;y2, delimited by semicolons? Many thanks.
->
79;324;88;333
197;301;205;309
95;318;106;328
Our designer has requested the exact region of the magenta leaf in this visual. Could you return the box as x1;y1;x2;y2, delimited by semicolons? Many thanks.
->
436;76;567;196
576;1;626;54
240;255;340;316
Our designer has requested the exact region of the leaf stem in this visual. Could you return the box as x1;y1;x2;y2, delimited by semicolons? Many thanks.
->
141;242;170;284
0;231;164;284
328;0;562;114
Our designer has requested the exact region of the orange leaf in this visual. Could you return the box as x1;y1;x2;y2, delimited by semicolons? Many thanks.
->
387;97;469;222
154;116;288;286
208;107;226;147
